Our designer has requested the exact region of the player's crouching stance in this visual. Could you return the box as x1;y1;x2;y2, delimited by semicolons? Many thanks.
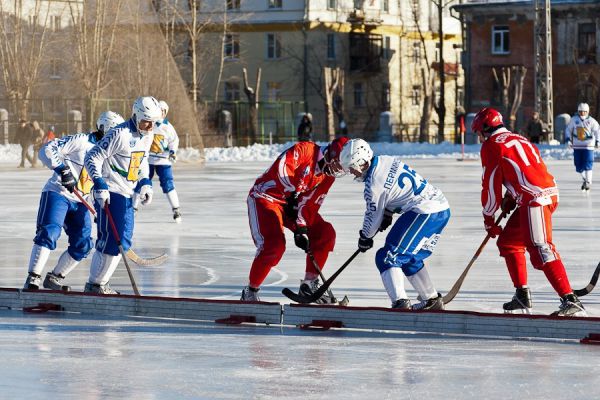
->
24;111;125;291
339;139;450;311
241;137;349;303
83;96;162;294
133;100;182;222
473;107;585;317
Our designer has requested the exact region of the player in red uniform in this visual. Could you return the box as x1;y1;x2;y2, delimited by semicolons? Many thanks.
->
473;107;585;316
242;137;349;303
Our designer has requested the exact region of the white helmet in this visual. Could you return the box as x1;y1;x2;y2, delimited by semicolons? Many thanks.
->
578;102;590;114
339;139;373;179
158;100;169;117
96;111;125;134
132;96;162;133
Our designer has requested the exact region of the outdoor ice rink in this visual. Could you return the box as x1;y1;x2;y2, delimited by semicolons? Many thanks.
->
1;157;600;399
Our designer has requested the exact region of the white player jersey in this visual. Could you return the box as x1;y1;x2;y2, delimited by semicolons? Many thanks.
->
361;156;449;238
148;118;179;166
565;115;600;150
39;132;98;202
85;119;153;197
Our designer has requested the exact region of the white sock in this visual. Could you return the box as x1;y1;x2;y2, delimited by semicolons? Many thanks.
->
28;244;51;276
167;190;180;209
52;250;79;277
380;268;408;303
584;170;593;185
407;267;437;300
88;251;122;285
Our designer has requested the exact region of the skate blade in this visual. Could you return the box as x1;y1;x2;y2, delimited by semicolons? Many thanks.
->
337;296;350;306
504;308;532;315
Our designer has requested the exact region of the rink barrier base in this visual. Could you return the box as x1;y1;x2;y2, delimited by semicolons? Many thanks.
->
3;288;600;342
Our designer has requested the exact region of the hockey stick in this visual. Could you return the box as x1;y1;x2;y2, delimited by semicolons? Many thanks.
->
73;190;168;266
103;204;140;296
442;210;508;305
307;251;349;306
282;249;361;304
574;261;600;297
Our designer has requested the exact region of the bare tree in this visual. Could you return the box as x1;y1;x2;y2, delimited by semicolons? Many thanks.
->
492;66;527;131
68;0;123;121
0;0;52;119
323;67;344;140
242;67;261;142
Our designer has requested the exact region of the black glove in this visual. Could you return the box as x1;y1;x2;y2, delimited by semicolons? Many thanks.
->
294;226;309;252
58;166;76;193
358;230;373;253
501;195;516;213
284;193;298;219
378;210;394;232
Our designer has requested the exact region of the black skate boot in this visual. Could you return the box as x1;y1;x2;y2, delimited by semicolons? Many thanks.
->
240;286;260;301
299;279;334;304
412;293;445;311
173;208;182;223
391;298;411;310
43;272;70;291
24;273;41;290
582;181;590;192
503;287;532;314
551;293;587;317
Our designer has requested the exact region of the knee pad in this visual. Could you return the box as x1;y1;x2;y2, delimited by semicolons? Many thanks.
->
33;223;62;250
68;237;93;261
401;260;424;277
160;177;175;193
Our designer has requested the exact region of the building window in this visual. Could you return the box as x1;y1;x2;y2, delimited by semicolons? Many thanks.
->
53;15;61;31
327;0;336;10
268;0;282;9
354;0;362;9
327;34;336;60
224;34;240;60
411;86;421;106
266;33;281;59
383;36;391;60
227;0;240;10
354;82;365;107
266;82;282;101
412;42;421;63
491;26;509;55
383;0;389;13
50;59;61;79
224;81;240;101
578;23;597;64
382;83;391;110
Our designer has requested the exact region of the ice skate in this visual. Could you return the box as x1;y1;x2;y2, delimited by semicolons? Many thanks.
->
43;272;70;291
503;287;532;314
23;273;41;290
391;298;411;310
240;285;260;301
84;282;120;295
551;293;587;317
299;278;334;304
581;180;590;192
173;208;182;223
412;293;444;311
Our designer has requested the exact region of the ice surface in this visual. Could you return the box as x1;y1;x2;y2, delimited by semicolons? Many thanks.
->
1;156;600;399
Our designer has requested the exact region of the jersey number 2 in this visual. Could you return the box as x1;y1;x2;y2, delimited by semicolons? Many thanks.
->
398;164;426;195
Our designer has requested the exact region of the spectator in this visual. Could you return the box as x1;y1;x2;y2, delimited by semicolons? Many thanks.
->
43;125;56;144
524;111;547;144
297;113;313;142
30;121;45;167
16;119;35;168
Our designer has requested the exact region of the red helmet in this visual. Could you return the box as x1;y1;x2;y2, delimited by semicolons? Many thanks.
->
323;136;350;177
471;108;504;135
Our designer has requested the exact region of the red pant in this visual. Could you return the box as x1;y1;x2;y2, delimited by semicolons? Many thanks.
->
247;195;336;288
496;200;572;296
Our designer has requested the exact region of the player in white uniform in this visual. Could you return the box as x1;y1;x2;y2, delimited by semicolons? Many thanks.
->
565;102;600;191
133;100;181;222
23;111;125;291
339;139;451;310
84;96;162;294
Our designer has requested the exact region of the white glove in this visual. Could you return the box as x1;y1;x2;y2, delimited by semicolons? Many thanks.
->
139;185;153;206
169;151;177;163
567;141;572;149
94;188;110;209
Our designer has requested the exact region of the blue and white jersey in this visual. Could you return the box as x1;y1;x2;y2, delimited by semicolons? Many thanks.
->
84;119;153;197
566;115;600;150
148;118;179;166
39;132;98;202
361;155;449;238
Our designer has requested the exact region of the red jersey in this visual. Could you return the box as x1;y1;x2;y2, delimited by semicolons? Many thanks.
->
251;142;330;227
481;128;558;217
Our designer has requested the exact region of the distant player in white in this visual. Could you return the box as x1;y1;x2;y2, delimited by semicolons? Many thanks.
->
23;111;125;291
133;100;181;222
84;96;162;294
565;102;600;191
339;139;450;310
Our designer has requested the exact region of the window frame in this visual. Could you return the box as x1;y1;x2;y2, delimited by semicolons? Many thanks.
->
327;33;336;60
224;81;241;102
268;0;282;9
266;33;282;60
491;25;510;55
353;82;365;107
224;34;240;60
